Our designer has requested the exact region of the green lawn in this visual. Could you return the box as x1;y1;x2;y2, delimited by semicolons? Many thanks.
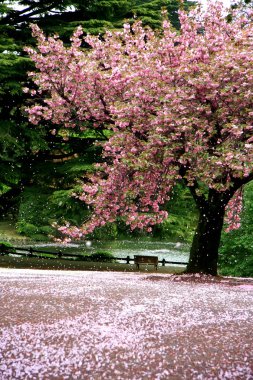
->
0;255;184;273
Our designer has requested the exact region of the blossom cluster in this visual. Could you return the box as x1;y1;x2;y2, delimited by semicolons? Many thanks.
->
224;189;243;232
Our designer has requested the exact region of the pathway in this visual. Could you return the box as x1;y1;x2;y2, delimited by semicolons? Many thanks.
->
0;269;253;379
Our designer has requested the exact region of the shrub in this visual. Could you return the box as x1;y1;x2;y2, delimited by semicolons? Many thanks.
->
89;251;115;262
0;241;16;253
89;224;118;240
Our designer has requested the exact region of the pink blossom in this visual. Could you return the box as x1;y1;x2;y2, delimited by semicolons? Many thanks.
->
25;2;253;242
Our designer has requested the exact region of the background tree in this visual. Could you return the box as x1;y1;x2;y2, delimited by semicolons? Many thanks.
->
26;2;253;274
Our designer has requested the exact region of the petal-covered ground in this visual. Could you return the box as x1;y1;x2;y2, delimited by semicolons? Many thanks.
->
0;269;253;379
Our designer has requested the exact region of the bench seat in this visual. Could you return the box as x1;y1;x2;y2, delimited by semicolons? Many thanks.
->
134;255;158;270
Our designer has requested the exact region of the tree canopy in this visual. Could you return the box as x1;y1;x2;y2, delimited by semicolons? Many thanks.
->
0;0;192;222
26;2;253;274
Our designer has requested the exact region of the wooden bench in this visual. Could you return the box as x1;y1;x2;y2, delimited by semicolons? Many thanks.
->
134;255;158;270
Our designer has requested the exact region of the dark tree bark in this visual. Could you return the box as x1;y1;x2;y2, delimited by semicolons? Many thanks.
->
187;201;225;275
186;188;230;275
186;174;253;275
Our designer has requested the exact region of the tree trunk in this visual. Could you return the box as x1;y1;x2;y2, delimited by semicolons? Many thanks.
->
186;191;227;276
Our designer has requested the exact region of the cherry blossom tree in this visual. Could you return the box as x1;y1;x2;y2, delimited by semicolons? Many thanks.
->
25;1;253;275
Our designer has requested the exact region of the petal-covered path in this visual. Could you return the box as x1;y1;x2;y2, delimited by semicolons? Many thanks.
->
0;269;253;379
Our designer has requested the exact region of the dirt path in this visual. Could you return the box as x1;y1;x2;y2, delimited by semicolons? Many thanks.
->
0;269;253;379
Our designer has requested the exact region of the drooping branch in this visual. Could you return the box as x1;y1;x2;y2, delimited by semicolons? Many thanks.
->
0;1;65;26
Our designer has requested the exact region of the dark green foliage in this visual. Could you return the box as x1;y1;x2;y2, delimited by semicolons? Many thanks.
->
0;0;193;42
88;223;119;240
131;0;193;30
17;187;54;239
12;138;104;240
219;237;253;277
89;251;115;262
219;181;253;277
153;183;198;242
0;4;45;198
0;241;15;253
16;183;88;240
58;0;194;37
13;141;101;240
0;52;34;190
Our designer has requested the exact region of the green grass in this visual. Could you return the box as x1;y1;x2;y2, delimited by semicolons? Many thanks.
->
0;255;184;273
